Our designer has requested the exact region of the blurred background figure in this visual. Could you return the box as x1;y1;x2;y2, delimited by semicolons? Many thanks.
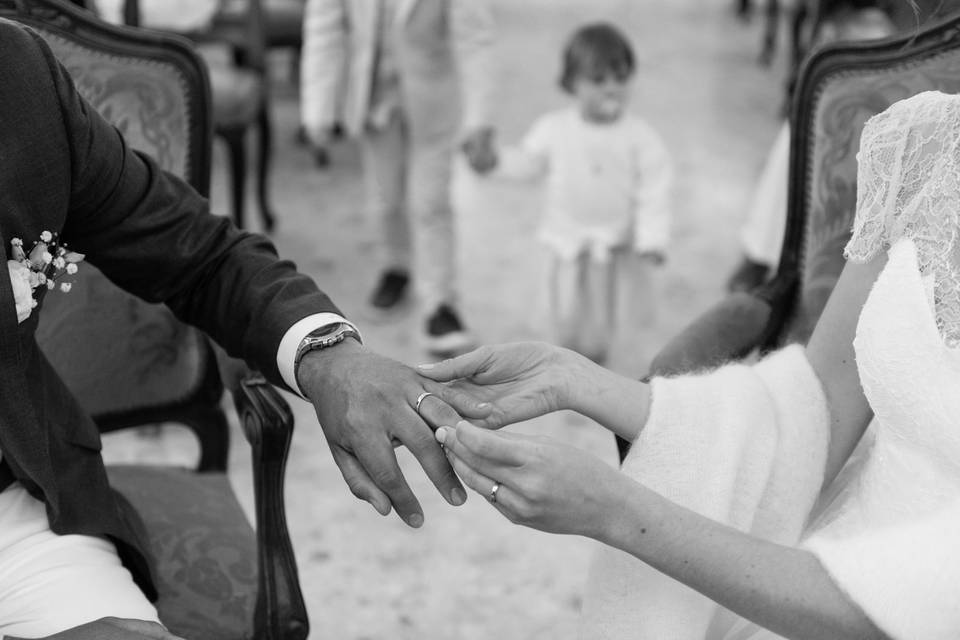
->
467;23;672;365
727;4;894;292
299;0;497;357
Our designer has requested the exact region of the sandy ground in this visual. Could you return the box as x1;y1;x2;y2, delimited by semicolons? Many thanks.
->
103;0;788;637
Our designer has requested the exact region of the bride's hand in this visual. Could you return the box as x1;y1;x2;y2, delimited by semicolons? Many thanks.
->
434;421;628;540
417;342;589;430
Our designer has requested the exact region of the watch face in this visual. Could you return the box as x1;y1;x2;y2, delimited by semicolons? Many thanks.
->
313;323;343;337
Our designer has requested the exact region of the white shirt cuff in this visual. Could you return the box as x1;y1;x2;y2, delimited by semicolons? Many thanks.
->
277;313;362;397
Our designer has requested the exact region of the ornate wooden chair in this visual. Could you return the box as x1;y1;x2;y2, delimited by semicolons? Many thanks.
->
120;0;278;233
0;1;308;637
651;11;960;375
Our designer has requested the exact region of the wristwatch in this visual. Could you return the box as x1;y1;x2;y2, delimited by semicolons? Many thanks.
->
294;321;362;370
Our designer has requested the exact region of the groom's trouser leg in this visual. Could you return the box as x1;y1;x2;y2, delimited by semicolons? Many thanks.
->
0;483;159;637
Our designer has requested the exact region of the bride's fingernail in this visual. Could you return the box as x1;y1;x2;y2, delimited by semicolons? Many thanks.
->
451;488;467;505
416;363;434;370
435;427;449;444
476;402;490;409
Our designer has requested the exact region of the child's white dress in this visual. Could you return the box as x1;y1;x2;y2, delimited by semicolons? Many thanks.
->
495;107;672;357
496;106;672;262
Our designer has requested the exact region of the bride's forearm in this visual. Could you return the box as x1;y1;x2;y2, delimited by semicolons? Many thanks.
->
567;358;651;441
599;477;887;640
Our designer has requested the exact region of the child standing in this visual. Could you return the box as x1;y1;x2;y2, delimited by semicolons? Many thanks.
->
465;23;672;363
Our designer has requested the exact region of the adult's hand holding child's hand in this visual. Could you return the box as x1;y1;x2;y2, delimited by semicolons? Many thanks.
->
461;126;498;174
638;250;666;266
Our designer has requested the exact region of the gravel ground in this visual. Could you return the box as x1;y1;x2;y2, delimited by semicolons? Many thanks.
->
103;0;786;637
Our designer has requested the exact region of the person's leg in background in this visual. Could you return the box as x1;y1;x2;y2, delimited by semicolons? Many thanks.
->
361;113;411;312
609;249;658;375
0;485;159;638
547;251;581;354
580;252;617;365
406;130;474;356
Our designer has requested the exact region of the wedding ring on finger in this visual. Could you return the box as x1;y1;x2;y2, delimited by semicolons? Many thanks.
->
415;391;435;417
489;481;501;504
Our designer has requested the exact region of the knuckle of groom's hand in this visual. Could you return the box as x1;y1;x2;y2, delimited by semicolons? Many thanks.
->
512;499;536;523
524;477;548;502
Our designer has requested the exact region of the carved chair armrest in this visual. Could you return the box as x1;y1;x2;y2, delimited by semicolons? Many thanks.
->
648;291;772;377
232;374;309;640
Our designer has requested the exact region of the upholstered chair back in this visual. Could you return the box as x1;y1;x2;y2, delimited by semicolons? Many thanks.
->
774;14;960;346
1;0;219;425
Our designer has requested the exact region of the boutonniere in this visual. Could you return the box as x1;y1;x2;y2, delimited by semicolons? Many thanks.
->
7;231;84;324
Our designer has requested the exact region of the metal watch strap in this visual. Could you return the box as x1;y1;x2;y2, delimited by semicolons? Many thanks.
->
294;322;361;369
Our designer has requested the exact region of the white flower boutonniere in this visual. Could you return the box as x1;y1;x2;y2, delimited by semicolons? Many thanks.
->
7;232;84;324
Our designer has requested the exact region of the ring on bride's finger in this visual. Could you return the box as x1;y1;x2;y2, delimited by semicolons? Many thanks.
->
489;481;501;504
415;391;435;416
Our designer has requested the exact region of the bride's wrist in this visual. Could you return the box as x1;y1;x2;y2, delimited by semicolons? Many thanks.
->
553;347;600;412
580;365;651;441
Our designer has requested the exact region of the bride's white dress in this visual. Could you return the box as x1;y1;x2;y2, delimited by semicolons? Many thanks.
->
579;91;960;640
743;236;960;640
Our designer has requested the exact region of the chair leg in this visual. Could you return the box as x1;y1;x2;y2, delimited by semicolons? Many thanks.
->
218;126;247;229
256;103;277;233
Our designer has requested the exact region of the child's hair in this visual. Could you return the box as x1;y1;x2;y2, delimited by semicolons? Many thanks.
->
559;23;635;94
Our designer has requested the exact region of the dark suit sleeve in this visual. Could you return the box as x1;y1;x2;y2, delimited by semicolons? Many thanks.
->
30;30;341;389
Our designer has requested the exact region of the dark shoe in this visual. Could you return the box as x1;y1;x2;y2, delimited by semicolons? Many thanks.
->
313;146;331;169
727;257;771;293
370;269;410;310
425;304;474;356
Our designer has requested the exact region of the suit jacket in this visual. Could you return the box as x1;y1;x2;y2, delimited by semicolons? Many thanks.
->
300;0;496;140
0;21;340;599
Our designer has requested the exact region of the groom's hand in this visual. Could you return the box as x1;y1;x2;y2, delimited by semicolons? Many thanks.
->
297;339;491;526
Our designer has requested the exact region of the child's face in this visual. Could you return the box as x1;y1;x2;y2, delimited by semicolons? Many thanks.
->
572;70;632;123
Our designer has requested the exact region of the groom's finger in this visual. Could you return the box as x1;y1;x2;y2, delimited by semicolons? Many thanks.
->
395;406;467;507
352;434;424;527
414;389;465;430
329;445;391;516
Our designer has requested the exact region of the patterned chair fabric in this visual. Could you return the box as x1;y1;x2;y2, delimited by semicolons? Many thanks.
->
649;12;960;378
108;466;257;640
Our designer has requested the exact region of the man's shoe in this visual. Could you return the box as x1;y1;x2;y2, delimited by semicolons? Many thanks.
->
370;269;410;310
425;304;474;356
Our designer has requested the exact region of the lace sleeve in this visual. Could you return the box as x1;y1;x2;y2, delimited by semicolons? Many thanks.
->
846;92;960;264
843;91;960;345
844;108;901;263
